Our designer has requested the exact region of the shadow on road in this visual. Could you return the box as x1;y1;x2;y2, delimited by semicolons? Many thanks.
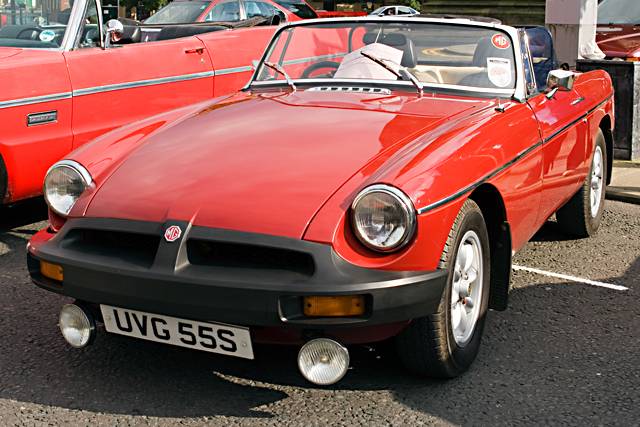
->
0;198;47;231
0;256;636;422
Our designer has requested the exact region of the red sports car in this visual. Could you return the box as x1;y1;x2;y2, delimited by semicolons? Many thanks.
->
143;0;316;24
596;0;640;60
28;17;614;385
0;0;276;206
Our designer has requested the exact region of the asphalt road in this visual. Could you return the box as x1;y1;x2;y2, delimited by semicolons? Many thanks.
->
0;199;638;426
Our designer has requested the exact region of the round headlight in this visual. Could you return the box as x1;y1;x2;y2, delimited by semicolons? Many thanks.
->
44;160;92;217
351;184;416;252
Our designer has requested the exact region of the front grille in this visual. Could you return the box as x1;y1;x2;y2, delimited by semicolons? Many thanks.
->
187;239;315;277
61;229;160;268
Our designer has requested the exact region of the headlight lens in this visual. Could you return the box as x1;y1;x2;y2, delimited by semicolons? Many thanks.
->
44;161;92;217
351;184;416;252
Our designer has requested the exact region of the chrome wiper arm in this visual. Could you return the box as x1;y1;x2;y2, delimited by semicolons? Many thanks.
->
263;61;296;91
360;51;423;97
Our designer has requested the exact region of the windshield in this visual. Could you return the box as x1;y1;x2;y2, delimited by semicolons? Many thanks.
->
0;3;73;49
253;21;517;93
272;0;317;19
598;0;640;24
145;1;210;24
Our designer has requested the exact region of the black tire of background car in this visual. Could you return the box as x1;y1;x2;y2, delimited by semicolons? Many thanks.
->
556;129;607;238
395;199;491;378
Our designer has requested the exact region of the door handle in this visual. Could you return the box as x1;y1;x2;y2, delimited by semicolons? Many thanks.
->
570;97;585;106
184;47;205;54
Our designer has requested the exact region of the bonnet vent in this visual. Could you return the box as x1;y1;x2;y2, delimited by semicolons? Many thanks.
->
306;86;391;95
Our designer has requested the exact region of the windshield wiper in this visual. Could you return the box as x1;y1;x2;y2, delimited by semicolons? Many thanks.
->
360;51;423;97
263;61;296;91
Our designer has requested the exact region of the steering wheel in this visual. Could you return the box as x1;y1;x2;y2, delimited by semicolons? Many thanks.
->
16;27;42;40
301;61;341;79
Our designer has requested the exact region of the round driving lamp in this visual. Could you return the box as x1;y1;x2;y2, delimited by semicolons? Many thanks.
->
44;160;92;217
298;338;350;385
58;304;96;348
351;184;417;252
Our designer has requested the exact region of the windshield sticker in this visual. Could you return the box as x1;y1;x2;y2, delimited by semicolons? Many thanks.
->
487;57;512;88
491;34;510;50
39;30;56;43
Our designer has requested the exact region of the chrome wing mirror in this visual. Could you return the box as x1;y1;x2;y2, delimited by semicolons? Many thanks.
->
546;69;576;99
103;19;124;49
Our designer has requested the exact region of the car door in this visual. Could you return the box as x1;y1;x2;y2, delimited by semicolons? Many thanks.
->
63;0;214;148
0;49;72;203
523;29;588;222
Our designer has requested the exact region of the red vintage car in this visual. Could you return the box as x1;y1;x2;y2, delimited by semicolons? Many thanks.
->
596;0;640;60
28;17;614;385
143;0;316;25
0;0;276;206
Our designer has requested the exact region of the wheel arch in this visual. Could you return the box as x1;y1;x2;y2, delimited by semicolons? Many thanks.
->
468;183;511;311
0;153;7;203
599;114;614;185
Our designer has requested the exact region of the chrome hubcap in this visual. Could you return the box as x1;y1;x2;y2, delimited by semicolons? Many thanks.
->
451;230;483;346
590;146;604;218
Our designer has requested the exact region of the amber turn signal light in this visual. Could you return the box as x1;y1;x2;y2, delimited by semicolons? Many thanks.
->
303;295;365;317
40;261;64;282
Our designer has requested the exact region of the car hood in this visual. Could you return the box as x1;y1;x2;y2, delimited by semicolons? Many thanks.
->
596;24;640;58
85;90;490;238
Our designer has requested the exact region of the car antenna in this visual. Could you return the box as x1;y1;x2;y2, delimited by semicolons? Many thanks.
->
495;97;505;113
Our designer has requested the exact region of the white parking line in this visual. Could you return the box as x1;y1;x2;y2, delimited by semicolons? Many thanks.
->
512;265;629;291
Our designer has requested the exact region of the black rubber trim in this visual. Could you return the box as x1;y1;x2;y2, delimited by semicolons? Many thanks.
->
417;94;612;214
28;218;447;328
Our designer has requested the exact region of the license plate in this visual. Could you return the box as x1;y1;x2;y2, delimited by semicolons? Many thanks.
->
100;305;253;359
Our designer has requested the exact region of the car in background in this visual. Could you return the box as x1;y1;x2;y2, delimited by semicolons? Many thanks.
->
28;17;614;386
0;0;276;206
144;0;310;25
369;5;419;16
143;0;366;27
596;0;640;60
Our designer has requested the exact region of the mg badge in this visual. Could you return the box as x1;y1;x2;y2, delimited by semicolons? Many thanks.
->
164;225;182;242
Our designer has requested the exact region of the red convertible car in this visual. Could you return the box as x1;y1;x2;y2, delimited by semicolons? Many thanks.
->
28;17;614;385
0;0;276;206
596;0;640;60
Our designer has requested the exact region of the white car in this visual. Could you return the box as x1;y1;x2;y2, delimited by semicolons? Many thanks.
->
369;5;419;16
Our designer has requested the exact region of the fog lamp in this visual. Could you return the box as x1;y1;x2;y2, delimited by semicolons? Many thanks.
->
40;260;63;281
59;304;95;348
303;295;365;317
298;338;349;385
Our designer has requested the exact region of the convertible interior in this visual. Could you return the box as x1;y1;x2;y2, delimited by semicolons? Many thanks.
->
267;24;557;91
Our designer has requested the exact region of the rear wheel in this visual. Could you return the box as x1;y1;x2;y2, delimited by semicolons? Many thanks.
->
556;129;607;237
395;199;490;378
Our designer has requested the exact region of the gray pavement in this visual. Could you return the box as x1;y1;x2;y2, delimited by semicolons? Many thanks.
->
607;160;640;204
0;199;638;426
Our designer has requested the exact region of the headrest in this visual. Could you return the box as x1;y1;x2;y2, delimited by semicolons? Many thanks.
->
363;31;407;47
362;32;416;68
472;36;512;67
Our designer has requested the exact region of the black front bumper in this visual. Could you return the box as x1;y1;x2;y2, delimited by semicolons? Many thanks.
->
28;218;447;329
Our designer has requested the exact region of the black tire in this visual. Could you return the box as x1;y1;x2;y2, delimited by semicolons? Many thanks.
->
395;199;491;378
556;129;607;238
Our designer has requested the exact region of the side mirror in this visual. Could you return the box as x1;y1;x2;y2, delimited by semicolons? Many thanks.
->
103;19;124;49
546;69;576;99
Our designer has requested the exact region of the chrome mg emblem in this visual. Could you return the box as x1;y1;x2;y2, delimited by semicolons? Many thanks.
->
164;225;182;242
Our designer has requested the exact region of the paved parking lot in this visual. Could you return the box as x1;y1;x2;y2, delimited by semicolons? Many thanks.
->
0;199;638;426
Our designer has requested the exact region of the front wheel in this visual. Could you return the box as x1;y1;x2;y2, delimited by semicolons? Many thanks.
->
395;199;490;378
556;129;607;238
